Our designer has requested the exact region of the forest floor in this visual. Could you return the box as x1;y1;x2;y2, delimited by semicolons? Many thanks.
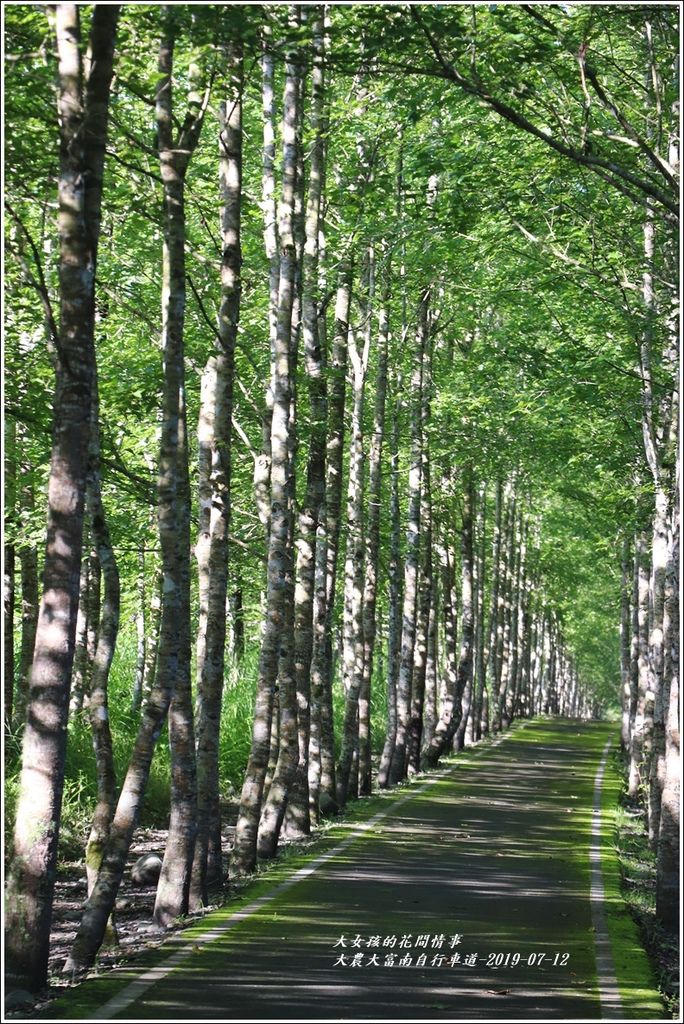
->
24;717;667;1022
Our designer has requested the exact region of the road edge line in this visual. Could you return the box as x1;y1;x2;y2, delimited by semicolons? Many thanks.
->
88;749;488;1021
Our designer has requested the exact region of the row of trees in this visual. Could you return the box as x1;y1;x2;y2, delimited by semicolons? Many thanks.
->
4;2;678;996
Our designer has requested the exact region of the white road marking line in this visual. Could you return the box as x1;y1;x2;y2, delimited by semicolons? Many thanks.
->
89;753;476;1021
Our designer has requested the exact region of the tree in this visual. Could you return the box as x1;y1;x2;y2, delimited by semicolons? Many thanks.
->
191;28;243;908
6;3;119;992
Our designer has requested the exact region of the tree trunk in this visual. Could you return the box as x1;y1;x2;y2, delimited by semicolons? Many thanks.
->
421;574;439;752
359;270;390;794
7;4;119;992
388;290;428;785
647;484;670;846
655;474;679;930
131;547;146;714
469;483;487;741
377;368;402;788
287;7;326;836
407;330;432;773
485;479;503;732
315;269;352;809
66;10;208;973
338;250;373;808
15;481;39;731
71;547;97;714
496;486;517;731
620;536;633;751
502;511;525;729
4;417;16;732
629;534;640;740
453;470;476;753
628;532;651;800
190;38;242;910
153;12;206;927
424;466;474;766
84;397;119;914
254;22;279;540
234;18;301;871
141;562;162;707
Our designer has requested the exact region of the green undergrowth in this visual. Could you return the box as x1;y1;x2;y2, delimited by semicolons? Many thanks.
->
5;629;393;861
604;748;677;1020
4;630;261;859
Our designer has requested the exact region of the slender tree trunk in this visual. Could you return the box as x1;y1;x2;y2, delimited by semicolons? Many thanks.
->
153;13;207;926
628;532;651;800
388;290;428;785
141;563;162;706
424;466;474;766
288;7;326;835
190;42;243;907
254;23;278;540
655;473;679;930
234;18;301;870
338;251;373;807
485;479;503;731
620;537;633;751
7;5;119;991
629;531;640;740
67;11;207;972
438;536;458;735
377;368;402;788
71;548;95;714
358;274;390;794
421;575;439;751
85;546;100;692
407;321;432;772
228;585;245;661
469;483;487;741
308;522;327;822
131;547;146;714
502;511;525;728
315;270;352;808
4;417;16;732
256;15;303;859
15;479;39;730
453;470;475;753
407;477;431;772
378;147;406;787
532;611;546;715
83;397;119;913
647;484;670;846
496;487;517;731
516;583;533;720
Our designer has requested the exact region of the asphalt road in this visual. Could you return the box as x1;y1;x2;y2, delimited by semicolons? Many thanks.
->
47;718;661;1021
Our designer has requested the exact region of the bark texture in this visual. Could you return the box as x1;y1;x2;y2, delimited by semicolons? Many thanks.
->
7;4;119;991
190;38;242;909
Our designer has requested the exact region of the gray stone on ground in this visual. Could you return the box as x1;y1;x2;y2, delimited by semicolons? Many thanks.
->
131;853;163;886
5;989;36;1012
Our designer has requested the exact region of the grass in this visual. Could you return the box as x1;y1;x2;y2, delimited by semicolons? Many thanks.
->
5;628;390;860
606;747;679;1020
4;628;262;859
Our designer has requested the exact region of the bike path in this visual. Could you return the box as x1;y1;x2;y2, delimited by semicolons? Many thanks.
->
50;718;665;1021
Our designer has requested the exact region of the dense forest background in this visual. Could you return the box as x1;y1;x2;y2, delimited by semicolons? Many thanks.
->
3;1;679;998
